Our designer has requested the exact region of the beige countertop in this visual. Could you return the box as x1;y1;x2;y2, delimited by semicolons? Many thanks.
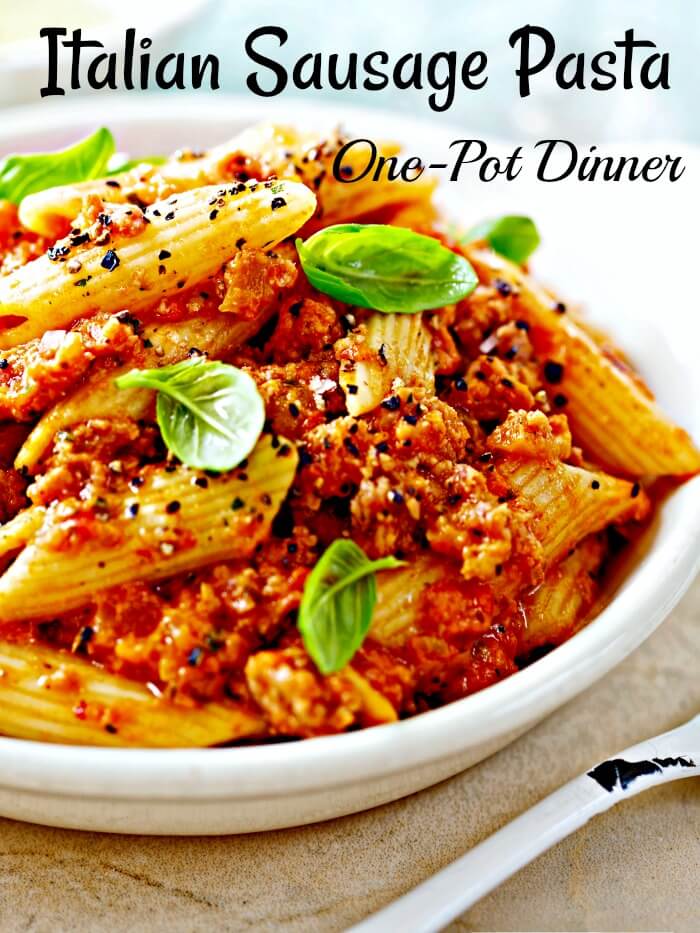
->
0;578;698;933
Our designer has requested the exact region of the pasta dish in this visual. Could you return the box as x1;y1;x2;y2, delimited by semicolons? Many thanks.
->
0;123;697;747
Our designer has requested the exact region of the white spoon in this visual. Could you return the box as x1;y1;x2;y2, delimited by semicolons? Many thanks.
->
348;713;700;933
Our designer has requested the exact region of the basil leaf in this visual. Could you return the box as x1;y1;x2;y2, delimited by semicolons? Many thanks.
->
464;215;540;264
296;223;478;313
299;539;404;674
107;154;166;175
0;128;115;204
116;358;265;471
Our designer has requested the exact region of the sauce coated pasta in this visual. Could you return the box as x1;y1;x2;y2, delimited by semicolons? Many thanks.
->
0;123;696;746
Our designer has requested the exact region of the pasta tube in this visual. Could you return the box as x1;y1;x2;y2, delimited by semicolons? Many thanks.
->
342;667;398;723
338;312;435;416
0;180;316;349
233;125;436;231
15;308;275;470
19;123;435;237
0;435;298;620
370;556;446;646
244;645;396;735
294;134;437;230
0;507;45;559
521;534;605;650
19;142;250;238
465;245;700;477
487;411;648;564
0;640;263;746
496;456;647;565
18;122;315;236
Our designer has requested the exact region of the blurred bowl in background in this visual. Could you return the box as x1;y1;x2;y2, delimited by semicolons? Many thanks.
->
0;0;211;108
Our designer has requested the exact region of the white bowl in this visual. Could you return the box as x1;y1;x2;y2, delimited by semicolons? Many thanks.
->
0;97;699;835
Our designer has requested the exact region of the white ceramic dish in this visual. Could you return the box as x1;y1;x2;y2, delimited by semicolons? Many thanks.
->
0;97;699;835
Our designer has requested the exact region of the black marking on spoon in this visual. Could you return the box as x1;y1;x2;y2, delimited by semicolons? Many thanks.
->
652;756;694;769
587;756;696;793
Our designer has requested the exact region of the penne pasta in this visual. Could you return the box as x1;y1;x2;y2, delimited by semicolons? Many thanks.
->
15;308;276;470
1;179;316;349
19;148;241;239
0;639;263;746
494;454;647;565
0;435;298;620
465;245;700;477
244;644;397;736
19;123;435;238
521;534;605;650
298;135;437;230
338;312;435;416
172;125;436;230
0;506;45;559
370;556;446;646
19;122;320;236
0;122;697;747
342;667;398;723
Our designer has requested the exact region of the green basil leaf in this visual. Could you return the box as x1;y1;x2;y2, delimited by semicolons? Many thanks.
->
116;358;265;471
0;128;115;204
464;215;540;264
107;153;166;175
299;539;405;674
296;223;478;313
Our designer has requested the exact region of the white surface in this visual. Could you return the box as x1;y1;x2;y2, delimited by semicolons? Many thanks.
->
0;96;698;835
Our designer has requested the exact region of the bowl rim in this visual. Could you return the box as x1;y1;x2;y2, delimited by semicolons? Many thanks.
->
0;95;699;802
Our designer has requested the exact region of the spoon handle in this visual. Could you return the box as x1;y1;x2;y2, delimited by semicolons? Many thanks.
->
348;720;700;933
